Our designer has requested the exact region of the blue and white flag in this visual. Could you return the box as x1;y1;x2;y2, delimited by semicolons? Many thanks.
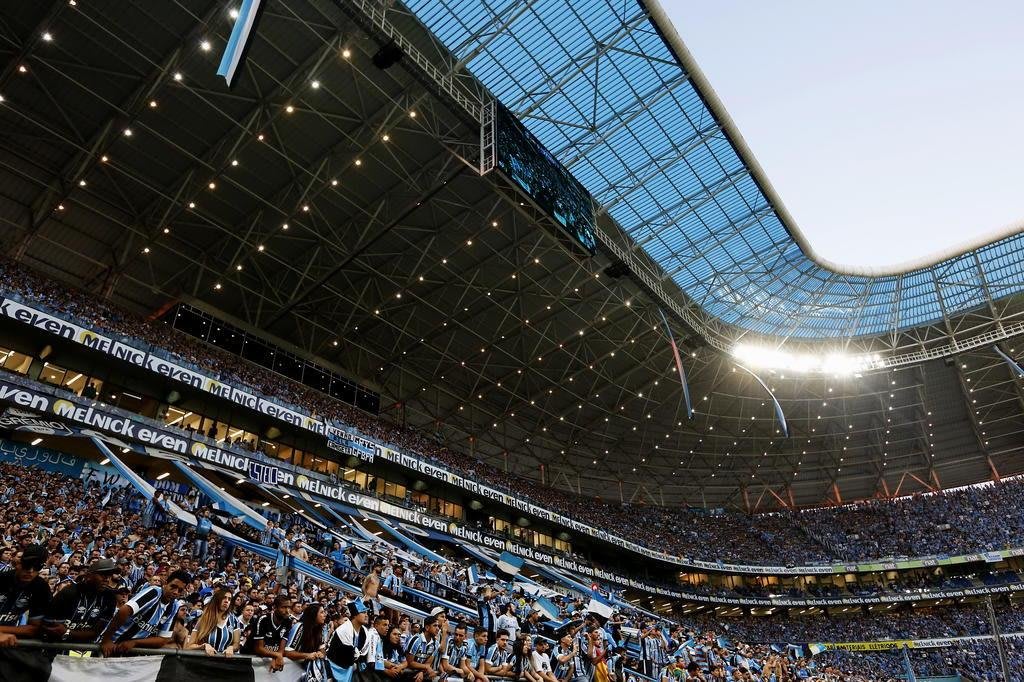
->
587;592;614;624
534;596;559;621
466;564;480;585
217;0;265;87
496;551;524;577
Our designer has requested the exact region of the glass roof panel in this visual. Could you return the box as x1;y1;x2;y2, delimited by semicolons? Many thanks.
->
404;0;1024;338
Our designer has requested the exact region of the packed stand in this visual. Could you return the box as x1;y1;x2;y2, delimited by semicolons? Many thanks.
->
4;259;1024;568
683;604;1024;647
0;459;994;680
819;638;1024;682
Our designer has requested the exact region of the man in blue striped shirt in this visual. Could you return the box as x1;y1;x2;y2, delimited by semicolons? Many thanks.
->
99;569;190;656
407;614;441;681
485;629;514;678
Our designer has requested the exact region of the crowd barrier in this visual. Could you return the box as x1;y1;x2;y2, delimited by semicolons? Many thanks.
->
1;640;658;682
0;640;306;682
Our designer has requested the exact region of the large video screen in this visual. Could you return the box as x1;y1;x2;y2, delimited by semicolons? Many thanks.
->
495;103;597;255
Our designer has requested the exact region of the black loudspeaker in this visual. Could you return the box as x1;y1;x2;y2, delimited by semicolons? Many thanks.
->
603;260;630;279
372;41;403;69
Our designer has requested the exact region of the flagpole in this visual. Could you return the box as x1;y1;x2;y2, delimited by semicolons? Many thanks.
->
986;595;1012;681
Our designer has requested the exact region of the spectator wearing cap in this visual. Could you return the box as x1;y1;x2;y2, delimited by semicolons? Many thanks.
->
40;557;119;643
531;637;559;682
429;605;450;667
326;600;371;682
0;544;52;647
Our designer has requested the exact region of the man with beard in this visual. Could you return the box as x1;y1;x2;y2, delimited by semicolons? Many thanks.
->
41;558;118;643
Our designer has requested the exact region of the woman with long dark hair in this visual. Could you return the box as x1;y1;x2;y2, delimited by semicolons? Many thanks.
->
513;635;544;682
185;588;238;656
286;602;328;681
381;625;413;682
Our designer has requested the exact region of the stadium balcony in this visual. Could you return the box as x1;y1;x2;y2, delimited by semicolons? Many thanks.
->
0;0;1022;678
3;261;1024;605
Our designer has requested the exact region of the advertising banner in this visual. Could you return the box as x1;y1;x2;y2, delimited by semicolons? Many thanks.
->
3;298;1024;579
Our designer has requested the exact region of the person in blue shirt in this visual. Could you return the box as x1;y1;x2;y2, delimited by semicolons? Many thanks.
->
329;542;350;579
485;629;514;678
193;508;213;563
99;569;191;656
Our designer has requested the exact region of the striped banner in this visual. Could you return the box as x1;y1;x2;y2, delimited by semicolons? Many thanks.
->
735;364;789;437
657;308;693;419
217;0;265;86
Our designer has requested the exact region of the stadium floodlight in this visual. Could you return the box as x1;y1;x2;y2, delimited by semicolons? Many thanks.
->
731;343;883;376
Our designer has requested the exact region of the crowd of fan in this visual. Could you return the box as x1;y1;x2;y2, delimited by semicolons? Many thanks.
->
818;638;1024;682
9;462;1019;679
0;459;945;681
688;604;1024;647
4;259;1024;570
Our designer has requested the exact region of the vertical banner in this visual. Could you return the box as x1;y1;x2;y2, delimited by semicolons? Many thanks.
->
657;308;693;419
994;344;1024;378
735;364;788;437
217;0;265;86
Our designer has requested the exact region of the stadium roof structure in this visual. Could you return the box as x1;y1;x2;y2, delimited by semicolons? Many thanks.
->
404;0;1024;341
0;0;1022;508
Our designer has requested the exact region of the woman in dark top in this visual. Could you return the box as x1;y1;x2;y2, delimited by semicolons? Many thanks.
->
286;602;328;681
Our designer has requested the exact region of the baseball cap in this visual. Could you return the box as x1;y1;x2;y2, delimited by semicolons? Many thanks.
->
429;606;446;617
20;544;47;570
348;600;369;617
86;558;119;574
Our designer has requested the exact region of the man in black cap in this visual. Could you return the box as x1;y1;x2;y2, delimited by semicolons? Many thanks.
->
0;544;52;647
41;558;118;643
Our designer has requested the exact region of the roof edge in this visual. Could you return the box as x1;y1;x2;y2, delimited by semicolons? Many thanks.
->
641;0;1024;278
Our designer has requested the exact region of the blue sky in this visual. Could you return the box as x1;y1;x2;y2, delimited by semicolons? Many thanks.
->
663;0;1024;268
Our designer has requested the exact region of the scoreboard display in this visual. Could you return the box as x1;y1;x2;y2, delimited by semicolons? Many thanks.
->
495;102;598;255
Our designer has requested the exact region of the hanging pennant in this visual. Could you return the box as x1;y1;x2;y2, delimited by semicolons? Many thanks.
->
735;364;789;437
994;344;1024;378
657;308;693;419
217;0;265;87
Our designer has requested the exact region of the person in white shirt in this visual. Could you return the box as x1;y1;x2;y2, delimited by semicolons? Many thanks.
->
530;637;559;682
496;603;519;643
